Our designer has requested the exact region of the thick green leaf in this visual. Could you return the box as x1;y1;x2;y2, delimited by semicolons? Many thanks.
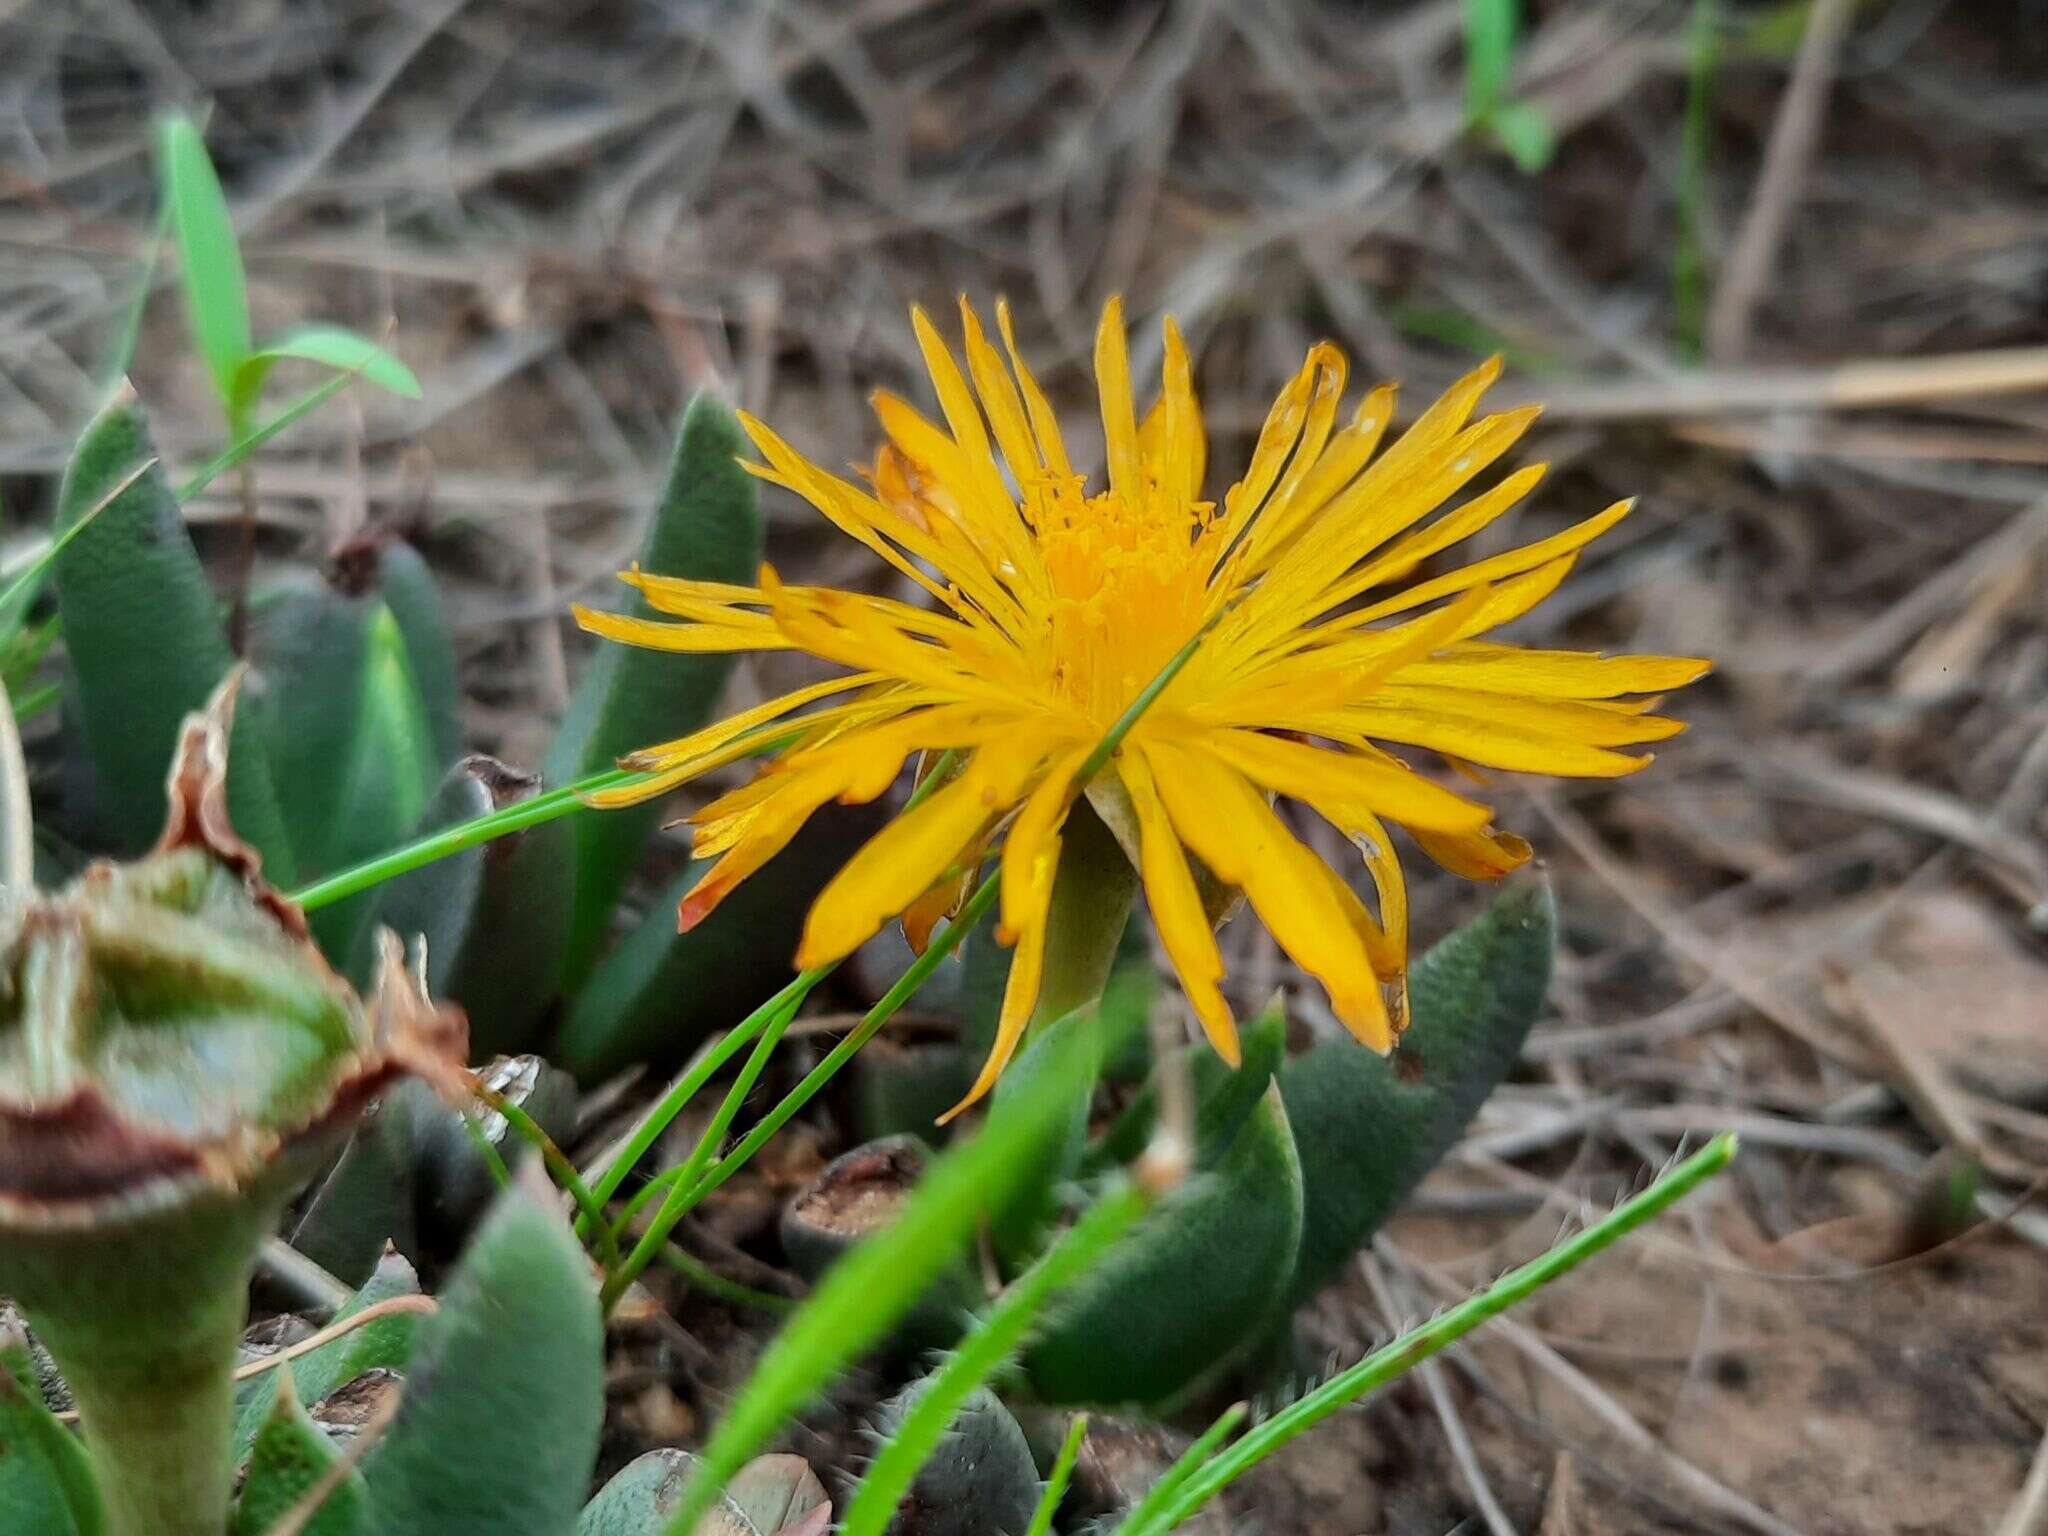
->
253;585;436;957
158;114;252;409
234;1250;422;1456
359;760;572;1056
855;1384;1039;1536
1280;874;1554;1302
52;390;294;876
1024;1075;1303;1408
546;394;762;988
230;327;421;420
555;803;876;1082
580;1451;757;1536
371;540;462;769
987;1004;1102;1268
0;1344;103;1536
361;1173;604;1536
232;1377;367;1536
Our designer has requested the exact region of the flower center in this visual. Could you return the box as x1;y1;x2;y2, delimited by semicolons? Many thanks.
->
1025;475;1216;725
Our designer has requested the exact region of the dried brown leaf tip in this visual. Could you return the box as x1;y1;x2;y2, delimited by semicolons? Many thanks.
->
0;672;467;1228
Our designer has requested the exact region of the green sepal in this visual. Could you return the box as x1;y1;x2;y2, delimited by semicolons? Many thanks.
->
578;1450;759;1536
357;759;572;1056
234;1249;422;1459
1022;1052;1303;1408
1280;874;1554;1303
52;391;293;877
0;1341;104;1536
361;1172;603;1536
554;803;876;1083
231;1375;367;1536
546;394;762;989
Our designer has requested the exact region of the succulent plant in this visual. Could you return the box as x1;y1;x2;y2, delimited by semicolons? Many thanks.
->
870;1381;1042;1536
0;678;466;1536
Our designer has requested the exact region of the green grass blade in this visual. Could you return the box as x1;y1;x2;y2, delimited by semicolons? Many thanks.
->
176;372;352;502
839;1183;1150;1536
1026;1415;1090;1536
1462;0;1519;124
661;1022;1097;1536
158;113;251;408
230;325;421;419
1116;1134;1739;1536
1111;1402;1248;1536
288;767;643;910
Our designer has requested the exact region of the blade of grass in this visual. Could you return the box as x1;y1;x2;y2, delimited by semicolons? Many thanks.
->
1112;1402;1249;1536
159;113;252;407
661;1021;1096;1536
290;767;645;911
839;1182;1152;1536
600;995;804;1311
1115;1134;1740;1536
229;325;421;420
602;878;996;1297
1026;1415;1090;1536
176;371;353;502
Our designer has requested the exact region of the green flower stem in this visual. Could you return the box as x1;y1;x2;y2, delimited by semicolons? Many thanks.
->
1116;1133;1741;1536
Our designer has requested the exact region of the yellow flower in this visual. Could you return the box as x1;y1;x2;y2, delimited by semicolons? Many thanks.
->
576;299;1707;1114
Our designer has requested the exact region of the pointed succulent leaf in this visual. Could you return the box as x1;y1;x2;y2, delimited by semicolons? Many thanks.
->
867;1383;1037;1536
578;1450;758;1536
546;393;762;988
365;539;462;768
0;1340;104;1536
361;1171;603;1536
232;1374;367;1536
53;390;293;874
360;758;572;1056
1280;874;1554;1303
1023;1079;1303;1408
234;1249;423;1457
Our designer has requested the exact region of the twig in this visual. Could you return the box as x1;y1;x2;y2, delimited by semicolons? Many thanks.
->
1705;0;1857;360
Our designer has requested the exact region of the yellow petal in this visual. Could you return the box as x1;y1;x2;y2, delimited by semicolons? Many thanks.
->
1196;728;1492;834
1148;742;1390;1049
1124;745;1237;1063
939;836;1057;1124
997;298;1074;481
1095;296;1143;503
797;737;1046;967
1410;824;1533;879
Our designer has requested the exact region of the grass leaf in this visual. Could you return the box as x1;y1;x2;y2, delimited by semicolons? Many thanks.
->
159;114;252;410
230;325;422;419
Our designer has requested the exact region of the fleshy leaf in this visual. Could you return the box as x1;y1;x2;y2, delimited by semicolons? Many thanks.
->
1280;873;1554;1302
360;1172;603;1536
546;394;762;989
231;1375;367;1536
